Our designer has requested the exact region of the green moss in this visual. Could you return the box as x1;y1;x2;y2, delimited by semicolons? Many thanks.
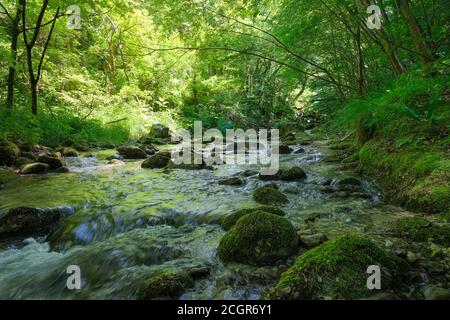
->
390;217;450;246
266;235;408;300
358;141;450;213
217;211;298;266
141;152;171;169
445;210;450;223
0;140;20;166
221;206;286;231
0;167;19;185
253;185;289;205
136;271;194;300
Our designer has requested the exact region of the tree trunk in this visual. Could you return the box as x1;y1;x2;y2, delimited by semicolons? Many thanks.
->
356;26;366;95
358;0;406;75
396;0;434;64
31;81;38;115
6;3;22;110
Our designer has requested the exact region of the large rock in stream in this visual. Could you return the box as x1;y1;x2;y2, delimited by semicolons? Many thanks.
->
265;235;409;300
217;211;298;266
0;140;20;166
0;207;70;240
20;162;49;174
141;151;172;169
117;145;148;159
253;185;289;205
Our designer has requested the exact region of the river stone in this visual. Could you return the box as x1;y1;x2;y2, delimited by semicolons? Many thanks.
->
20;162;49;174
149;124;171;139
0;140;20;166
336;177;362;187
259;167;306;181
141;151;172;169
253;185;289;205
221;206;286;231
0;207;65;239
265;235;408;300
37;154;63;170
279;144;292;154
218;177;244;186
55;166;70;173
299;233;328;248
57;147;79;157
217;211;298;266
423;286;450;300
137;271;194;300
117;146;148;159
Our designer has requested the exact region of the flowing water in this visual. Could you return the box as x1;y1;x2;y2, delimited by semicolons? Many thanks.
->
0;141;437;299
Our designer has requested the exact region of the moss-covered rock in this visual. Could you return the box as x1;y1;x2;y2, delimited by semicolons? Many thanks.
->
217;211;298;266
37;154;63;170
0;140;20;166
218;177;244;186
389;217;450;246
20;162;49;174
0;207;65;240
141;151;171;169
149;124;171;139
253;185;289;205
0;167;19;185
137;271;194;300
56;147;79;157
279;144;292;154
265;235;408;300
259;167;307;181
221;206;286;231
117;145;148;159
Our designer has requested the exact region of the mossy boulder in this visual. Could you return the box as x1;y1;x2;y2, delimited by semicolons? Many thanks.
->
218;177;244;186
56;147;79;157
20;162;49;174
0;167;19;185
389;217;450;246
117;145;148;159
253;185;289;205
0;207;65;240
136;271;194;300
217;211;298;266
221;206;286;231
141;151;172;169
265;235;408;300
37;154;63;170
0;140;20;166
149;124;171;139
259;167;307;181
279;144;292;154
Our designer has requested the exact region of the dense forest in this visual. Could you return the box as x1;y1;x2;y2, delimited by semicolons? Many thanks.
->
0;0;449;301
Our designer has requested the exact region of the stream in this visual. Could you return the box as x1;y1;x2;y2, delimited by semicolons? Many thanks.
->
0;140;439;299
